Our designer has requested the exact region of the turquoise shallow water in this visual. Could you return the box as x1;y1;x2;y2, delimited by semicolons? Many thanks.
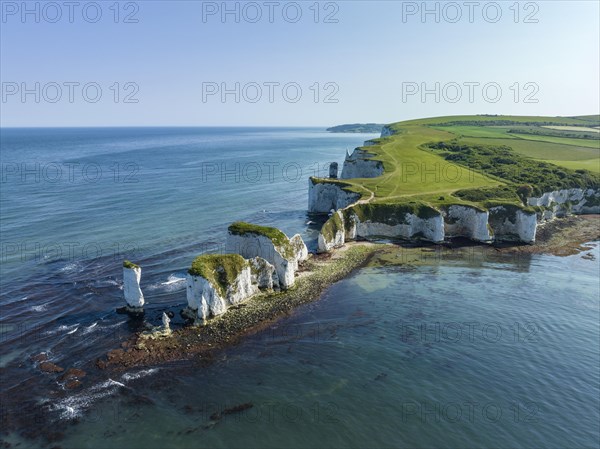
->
1;128;599;448
51;245;600;449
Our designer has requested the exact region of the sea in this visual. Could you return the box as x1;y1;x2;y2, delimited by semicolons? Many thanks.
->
0;127;598;448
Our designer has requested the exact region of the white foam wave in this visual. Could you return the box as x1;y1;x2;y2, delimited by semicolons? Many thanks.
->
59;262;83;274
45;323;80;336
30;304;48;312
51;378;126;420
81;322;98;335
92;278;121;289
121;368;159;382
162;274;186;285
147;274;186;292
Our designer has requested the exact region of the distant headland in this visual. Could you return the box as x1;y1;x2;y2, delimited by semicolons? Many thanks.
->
326;123;385;133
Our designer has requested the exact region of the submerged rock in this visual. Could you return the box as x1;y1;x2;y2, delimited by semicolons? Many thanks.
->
210;403;254;421
39;361;64;373
123;260;144;310
60;368;86;381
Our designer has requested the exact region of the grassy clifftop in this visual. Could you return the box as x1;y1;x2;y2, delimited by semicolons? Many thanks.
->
314;114;599;213
228;221;295;259
188;254;247;297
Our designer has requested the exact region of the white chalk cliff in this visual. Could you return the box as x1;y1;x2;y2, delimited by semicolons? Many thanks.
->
340;148;385;179
528;188;600;220
444;205;492;242
123;264;144;309
249;256;279;290
317;211;347;253
317;207;446;253
312;123;599;249
354;214;444;243
186;262;258;321
226;226;307;289
290;234;309;263
308;178;361;213
380;125;395;137
488;206;538;243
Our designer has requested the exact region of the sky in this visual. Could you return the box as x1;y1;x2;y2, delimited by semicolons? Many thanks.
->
1;0;599;126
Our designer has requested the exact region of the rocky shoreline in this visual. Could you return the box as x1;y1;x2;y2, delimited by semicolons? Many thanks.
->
98;215;599;371
97;243;379;370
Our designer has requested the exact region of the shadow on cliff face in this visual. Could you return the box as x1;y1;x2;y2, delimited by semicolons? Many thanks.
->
305;213;330;252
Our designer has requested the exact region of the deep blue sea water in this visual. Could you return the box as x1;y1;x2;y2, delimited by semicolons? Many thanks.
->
1;128;599;448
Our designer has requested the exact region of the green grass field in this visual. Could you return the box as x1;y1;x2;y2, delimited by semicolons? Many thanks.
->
546;159;600;173
315;115;600;213
459;137;599;161
432;125;517;139
509;133;600;149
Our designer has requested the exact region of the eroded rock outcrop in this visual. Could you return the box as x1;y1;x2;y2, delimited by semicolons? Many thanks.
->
318;211;347;253
340;148;384;179
329;162;338;179
488;205;537;243
443;205;492;242
226;222;307;289
380;125;395;137
308;177;361;213
528;188;600;220
315;200;546;251
186;254;258;321
317;203;445;252
123;261;144;310
249;256;279;290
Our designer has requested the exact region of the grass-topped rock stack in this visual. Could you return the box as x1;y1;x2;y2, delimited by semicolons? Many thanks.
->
185;254;272;322
226;222;308;289
310;115;600;248
122;260;144;311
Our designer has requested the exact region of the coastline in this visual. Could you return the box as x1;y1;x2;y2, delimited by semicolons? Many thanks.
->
98;215;599;371
98;243;380;370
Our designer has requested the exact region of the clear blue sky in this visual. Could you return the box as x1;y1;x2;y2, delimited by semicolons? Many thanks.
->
1;0;599;126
